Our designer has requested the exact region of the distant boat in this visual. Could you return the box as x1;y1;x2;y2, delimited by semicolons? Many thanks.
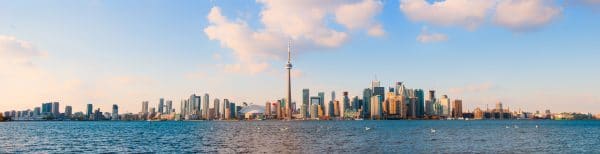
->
514;125;519;129
430;128;436;133
536;125;539;128
365;127;371;131
355;118;364;121
506;126;510;129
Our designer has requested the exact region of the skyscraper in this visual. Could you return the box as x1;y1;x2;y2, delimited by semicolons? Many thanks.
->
165;100;173;114
425;90;436;116
142;101;149;114
214;98;220;119
452;99;463;118
42;102;52;115
371;95;383;120
265;102;271;118
112;104;119;120
302;89;309;118
373;87;385;101
87;104;93;119
203;93;210;119
65;106;72;117
362;88;372;117
342;91;350;116
440;95;451;117
318;92;325;106
310;96;320;118
52;102;59;116
285;41;293;120
415;89;425;118
158;98;164;114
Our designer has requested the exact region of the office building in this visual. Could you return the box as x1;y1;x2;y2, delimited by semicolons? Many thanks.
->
65;106;72;117
371;95;383;120
165;100;173;114
310;96;320;119
158;98;164;114
415;89;425;118
203;93;210;119
142;101;149;114
425;90;436;115
318;92;325;106
362;88;372;117
214;99;220;119
87;104;93;119
52;102;59;115
452;99;463;118
33;107;40;116
440;95;451;117
112;104;119;120
302;89;309;117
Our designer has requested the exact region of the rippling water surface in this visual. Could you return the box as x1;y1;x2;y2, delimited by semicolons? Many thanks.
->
1;120;599;153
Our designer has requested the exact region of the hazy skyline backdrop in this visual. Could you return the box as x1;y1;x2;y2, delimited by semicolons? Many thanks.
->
1;0;599;113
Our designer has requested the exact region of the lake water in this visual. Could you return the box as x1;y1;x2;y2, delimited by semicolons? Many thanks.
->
0;120;599;153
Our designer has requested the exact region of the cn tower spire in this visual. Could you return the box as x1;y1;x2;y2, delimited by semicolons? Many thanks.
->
285;40;293;120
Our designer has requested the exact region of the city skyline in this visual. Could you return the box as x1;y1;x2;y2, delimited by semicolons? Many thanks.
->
1;0;600;113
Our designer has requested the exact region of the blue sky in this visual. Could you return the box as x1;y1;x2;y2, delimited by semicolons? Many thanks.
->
0;0;599;113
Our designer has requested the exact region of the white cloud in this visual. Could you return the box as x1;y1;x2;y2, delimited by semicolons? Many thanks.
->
335;0;385;36
416;28;448;43
367;24;385;37
0;35;46;66
399;0;495;30
204;0;384;74
494;0;562;32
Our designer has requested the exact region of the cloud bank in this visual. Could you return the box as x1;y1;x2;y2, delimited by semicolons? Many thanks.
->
400;0;562;32
204;0;384;74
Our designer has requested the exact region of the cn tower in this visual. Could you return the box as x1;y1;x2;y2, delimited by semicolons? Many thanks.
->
285;40;293;120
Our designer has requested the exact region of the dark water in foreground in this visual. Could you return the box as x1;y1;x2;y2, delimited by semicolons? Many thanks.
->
0;120;599;153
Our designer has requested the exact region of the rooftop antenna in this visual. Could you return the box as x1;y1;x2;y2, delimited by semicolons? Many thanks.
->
287;40;291;63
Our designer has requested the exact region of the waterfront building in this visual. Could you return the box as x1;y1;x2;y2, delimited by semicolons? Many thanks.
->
373;87;385;101
318;92;325;106
52;102;59;116
142;101;149;114
158;98;164;114
165;100;173;114
425;90;436;116
352;96;359;111
112;104;119;120
334;100;340;117
223;99;229;119
310;104;318;119
362;88;372;118
203;93;210;119
474;107;484;119
370;95;383;120
310;96;320;119
42;102;52;115
452;99;463;118
65;106;72;117
342;91;350;115
300;104;308;119
415;89;425;118
440;95;451;117
327;100;334;118
229;103;236;119
302;89;309;117
274;102;281;120
87;104;93;119
214;99;220;119
33;107;40;116
265;102;271;118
